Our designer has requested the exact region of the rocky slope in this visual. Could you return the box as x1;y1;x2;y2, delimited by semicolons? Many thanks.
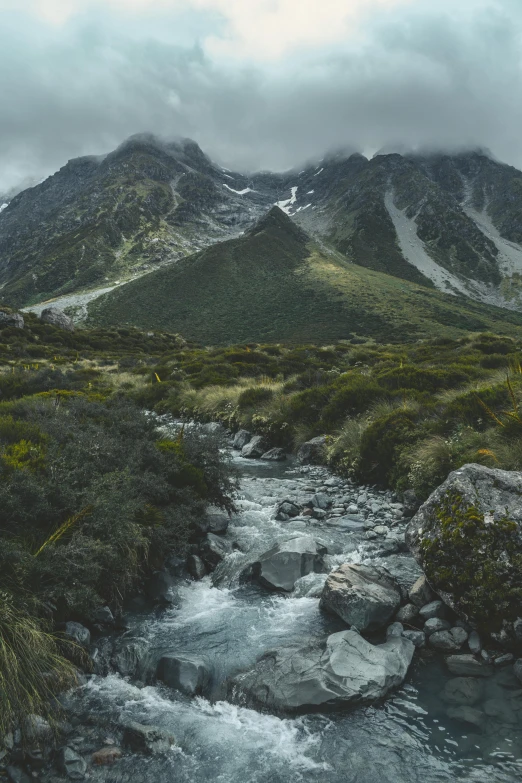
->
87;206;522;344
2;135;522;313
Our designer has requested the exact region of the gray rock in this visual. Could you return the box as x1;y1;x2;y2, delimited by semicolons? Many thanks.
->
374;525;389;536
111;634;151;678
261;448;287;461
450;627;469;647
468;631;482;655
494;653;515;667
246;536;327;592
297;436;327;465
0;310;24;329
276;501;300;520
200;533;233;568
514;659;522;684
313;508;327;520
93;606;114;625
514;619;522;640
310;493;331;510
396;603;419;624
424;617;451;635
230;630;415;712
23;715;52;743
122;722;176;755
429;631;463;651
187;554;207;580
156;654;210;696
320;563;402;633
445;654;493;678
446;706;485;728
406;464;522;632
145;569;174;604
418;600;446;620
484;698;517;723
241;435;269;458
40;306;74;332
6;768;31;783
57;747;87;780
233;430;252;450
64;622;90;647
408;576;435;607
386;622;404;639
441;677;484;706
402;489;421;516
207;512;230;535
402;630;426;648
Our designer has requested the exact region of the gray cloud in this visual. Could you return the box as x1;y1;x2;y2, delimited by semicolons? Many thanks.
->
1;1;522;192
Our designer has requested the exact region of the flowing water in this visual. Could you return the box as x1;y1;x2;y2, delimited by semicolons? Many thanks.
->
64;450;522;783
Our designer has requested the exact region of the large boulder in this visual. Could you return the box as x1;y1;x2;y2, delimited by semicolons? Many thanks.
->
200;533;233;569
232;430;251;450
297;436;326;465
230;629;415;712
320;564;402;632
111;633;151;678
406;464;522;635
156;654;210;696
241;435;269;458
0;310;24;329
243;535;327;592
40;307;74;332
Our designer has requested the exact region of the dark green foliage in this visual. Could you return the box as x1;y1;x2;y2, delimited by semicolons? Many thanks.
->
237;386;274;409
359;409;419;485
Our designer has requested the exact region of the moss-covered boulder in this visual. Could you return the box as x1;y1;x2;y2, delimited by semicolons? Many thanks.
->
406;464;522;639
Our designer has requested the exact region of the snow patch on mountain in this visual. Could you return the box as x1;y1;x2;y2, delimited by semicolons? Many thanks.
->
0;203;8;213
275;186;298;215
223;184;254;195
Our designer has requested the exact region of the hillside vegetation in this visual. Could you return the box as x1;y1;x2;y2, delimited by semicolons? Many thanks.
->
88;207;522;344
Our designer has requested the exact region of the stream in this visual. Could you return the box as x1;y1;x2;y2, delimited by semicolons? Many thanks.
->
61;444;522;783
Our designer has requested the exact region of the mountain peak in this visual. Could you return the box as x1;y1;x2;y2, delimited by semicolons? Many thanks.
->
248;205;309;243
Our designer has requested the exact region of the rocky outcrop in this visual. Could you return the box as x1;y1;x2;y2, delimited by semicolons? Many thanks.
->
406;464;522;636
242;535;327;592
241;435;269;458
297;436;326;465
0;310;24;329
40;306;75;332
156;654;210;696
230;629;415;712
320;564;402;632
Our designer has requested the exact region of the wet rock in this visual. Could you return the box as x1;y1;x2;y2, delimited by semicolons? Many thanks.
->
468;631;482;655
449;627;469;647
23;715;52;743
111;633;151;678
424;617;451;635
310;493;331;510
445;655;493;678
441;677;484;706
122;722;176;755
200;533;233;569
386;622;404;639
418;601;446;621
313;508;327;520
206;512;230;535
402;630;426;648
145;570;174;605
92;746;122;766
64;622;90;647
515;659;522;684
293;572;328;598
297;436;327;465
156;654;210;696
261;448;287;461
429;630;464;652
57;747;87;780
276;501;300;520
402;489;421;516
241;436;269;458
396;603;419;624
406;464;522;634
484;698;517;723
230;630;415;712
187;554;206;580
0;311;24;329
446;706;485;728
40;307;74;332
245;535;327;592
93;606;114;626
494;653;515;667
232;430;251;450
320;563;402;633
6;767;31;783
408;576;435;608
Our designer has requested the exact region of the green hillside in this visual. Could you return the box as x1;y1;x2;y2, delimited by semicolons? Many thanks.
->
88;207;522;344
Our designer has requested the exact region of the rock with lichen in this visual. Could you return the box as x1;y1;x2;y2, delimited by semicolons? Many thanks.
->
406;464;522;638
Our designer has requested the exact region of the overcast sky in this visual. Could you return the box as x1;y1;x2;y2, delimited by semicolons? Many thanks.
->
1;0;522;192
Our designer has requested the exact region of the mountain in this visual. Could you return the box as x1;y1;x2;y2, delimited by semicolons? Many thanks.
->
87;206;522;345
2;134;522;314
